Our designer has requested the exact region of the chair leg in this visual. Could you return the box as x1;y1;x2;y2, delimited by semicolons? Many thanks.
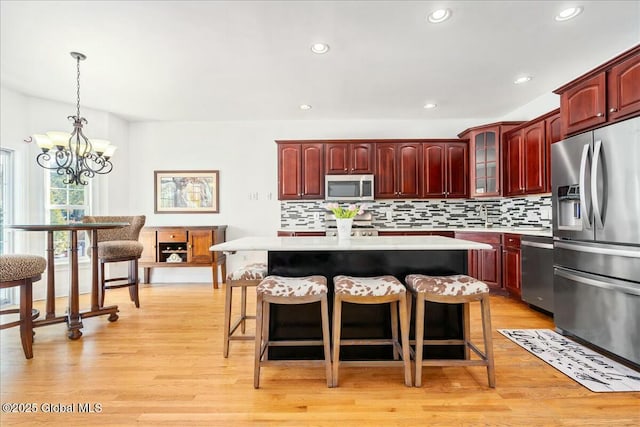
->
262;300;270;362
99;261;106;307
481;295;496;388
223;282;233;358
463;302;471;359
19;279;34;359
414;294;425;387
331;295;343;388
254;295;264;389
241;285;247;334
129;259;140;308
320;294;333;388
398;292;412;387
390;300;400;360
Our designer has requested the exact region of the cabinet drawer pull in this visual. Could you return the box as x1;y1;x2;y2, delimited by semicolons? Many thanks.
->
596;112;603;117
170;235;174;238
609;107;617;113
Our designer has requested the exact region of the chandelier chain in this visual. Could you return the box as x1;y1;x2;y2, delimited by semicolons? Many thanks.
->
76;55;81;118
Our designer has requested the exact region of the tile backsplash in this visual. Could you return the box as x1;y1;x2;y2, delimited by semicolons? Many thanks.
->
281;196;552;229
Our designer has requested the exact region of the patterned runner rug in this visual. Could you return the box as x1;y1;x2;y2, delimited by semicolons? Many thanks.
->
498;329;640;392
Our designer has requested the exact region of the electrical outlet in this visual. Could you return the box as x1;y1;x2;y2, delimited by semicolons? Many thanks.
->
386;211;393;221
313;212;320;221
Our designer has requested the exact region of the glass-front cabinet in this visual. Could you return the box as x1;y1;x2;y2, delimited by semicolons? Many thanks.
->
458;122;523;198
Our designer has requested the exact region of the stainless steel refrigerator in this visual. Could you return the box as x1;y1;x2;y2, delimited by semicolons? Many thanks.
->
551;116;640;366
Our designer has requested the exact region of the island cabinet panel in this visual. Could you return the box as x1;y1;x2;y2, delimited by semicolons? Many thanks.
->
325;142;374;174
555;45;640;136
140;226;227;289
502;234;522;298
504;120;546;196
421;142;469;198
374;142;421;199
455;232;502;290
277;143;324;200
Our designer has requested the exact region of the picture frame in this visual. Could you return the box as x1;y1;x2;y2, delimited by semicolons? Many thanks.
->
154;170;219;213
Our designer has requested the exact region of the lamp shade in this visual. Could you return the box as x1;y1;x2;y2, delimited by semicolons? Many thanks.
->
32;134;54;150
90;139;111;155
46;131;71;148
103;145;117;158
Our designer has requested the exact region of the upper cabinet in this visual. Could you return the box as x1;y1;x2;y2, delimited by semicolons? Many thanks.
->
504;120;546;196
325;142;374;174
458;123;522;198
554;44;640;137
277;142;324;200
421;141;469;198
544;109;562;192
375;142;421;199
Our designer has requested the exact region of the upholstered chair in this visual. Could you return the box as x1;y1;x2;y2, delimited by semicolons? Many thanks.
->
82;215;145;308
0;254;46;359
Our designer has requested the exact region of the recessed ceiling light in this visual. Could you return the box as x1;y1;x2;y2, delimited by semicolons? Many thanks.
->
299;104;312;110
423;103;437;109
310;43;330;54
427;9;452;23
514;75;532;84
555;6;583;21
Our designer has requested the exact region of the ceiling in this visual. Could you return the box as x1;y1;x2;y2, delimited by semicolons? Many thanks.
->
1;1;639;122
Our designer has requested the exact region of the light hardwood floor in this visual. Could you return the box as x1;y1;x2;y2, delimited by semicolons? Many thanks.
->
1;282;638;426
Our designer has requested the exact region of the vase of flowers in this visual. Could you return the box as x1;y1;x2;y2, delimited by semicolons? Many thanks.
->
326;203;364;240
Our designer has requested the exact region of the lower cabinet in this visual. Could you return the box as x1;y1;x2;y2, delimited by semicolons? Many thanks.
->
140;226;227;288
455;232;502;291
502;233;522;297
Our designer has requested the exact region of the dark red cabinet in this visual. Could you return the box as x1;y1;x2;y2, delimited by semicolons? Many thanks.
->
455;232;502;291
504;120;546;196
502;234;522;298
555;45;640;137
277;142;324;200
422;142;469;198
325;142;374;174
375;143;421;199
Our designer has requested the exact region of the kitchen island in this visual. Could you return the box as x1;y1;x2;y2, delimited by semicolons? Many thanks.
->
210;235;491;360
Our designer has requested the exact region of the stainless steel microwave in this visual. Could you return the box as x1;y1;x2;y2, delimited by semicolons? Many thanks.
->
325;174;375;201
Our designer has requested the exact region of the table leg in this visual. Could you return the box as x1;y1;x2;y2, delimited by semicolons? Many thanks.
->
67;229;83;340
90;229;100;311
45;231;56;319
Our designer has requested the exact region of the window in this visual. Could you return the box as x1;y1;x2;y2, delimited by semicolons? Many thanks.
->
1;149;14;305
0;148;13;255
45;171;91;260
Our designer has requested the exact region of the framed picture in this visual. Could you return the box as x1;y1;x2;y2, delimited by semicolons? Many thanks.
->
154;170;219;213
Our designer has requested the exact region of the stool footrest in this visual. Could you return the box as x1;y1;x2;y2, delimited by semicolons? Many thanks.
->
419;359;489;367
267;340;326;347
339;360;409;367
339;339;397;346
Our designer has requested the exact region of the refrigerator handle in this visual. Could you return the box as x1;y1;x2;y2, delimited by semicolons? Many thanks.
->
591;139;604;229
579;143;592;230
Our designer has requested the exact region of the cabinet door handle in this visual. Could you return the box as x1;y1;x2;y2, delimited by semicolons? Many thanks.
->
609;107;617;113
596;112;603;117
170;235;175;238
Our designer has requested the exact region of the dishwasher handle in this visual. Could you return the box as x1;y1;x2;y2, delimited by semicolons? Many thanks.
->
521;241;553;250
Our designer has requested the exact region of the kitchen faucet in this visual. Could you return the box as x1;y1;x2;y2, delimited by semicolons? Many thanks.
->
478;204;490;228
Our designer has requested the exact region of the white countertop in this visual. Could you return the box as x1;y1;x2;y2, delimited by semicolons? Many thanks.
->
210;235;492;252
280;226;552;237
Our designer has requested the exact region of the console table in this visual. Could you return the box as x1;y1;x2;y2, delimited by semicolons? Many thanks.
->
139;225;227;288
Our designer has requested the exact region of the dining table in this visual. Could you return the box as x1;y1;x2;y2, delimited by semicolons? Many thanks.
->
9;222;129;339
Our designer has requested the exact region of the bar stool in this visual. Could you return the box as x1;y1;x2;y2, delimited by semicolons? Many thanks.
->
0;254;46;359
405;274;495;388
332;275;412;387
223;262;267;357
254;275;332;388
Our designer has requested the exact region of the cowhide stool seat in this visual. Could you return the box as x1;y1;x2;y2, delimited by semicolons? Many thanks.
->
404;274;495;388
332;275;412;387
223;262;267;357
0;254;46;359
254;275;332;388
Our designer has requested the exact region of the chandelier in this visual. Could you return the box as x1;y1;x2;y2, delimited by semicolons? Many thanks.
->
28;52;116;185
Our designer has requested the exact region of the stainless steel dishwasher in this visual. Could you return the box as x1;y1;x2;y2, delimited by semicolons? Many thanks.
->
521;235;554;314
